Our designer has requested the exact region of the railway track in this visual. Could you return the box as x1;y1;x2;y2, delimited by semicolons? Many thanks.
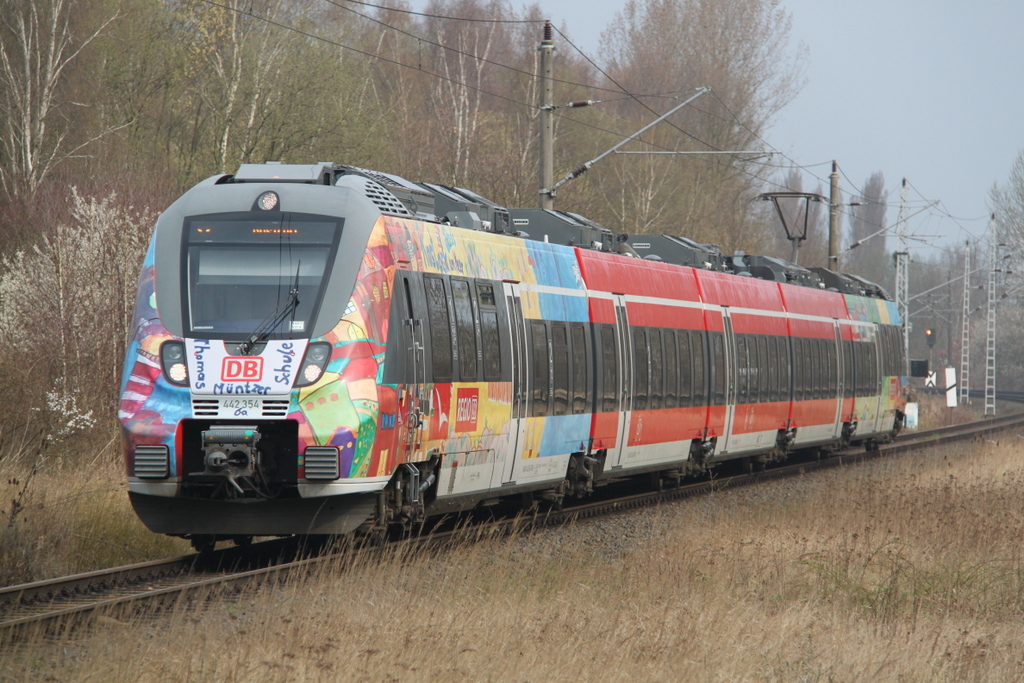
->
3;410;1023;638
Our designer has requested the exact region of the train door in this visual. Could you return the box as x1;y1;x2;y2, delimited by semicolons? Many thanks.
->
398;275;429;459
499;282;529;485
717;308;738;454
608;295;633;469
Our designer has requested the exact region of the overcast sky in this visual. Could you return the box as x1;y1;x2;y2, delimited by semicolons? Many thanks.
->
496;0;1024;253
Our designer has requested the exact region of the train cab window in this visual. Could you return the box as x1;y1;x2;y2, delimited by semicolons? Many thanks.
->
478;285;502;381
424;275;453;382
451;279;478;381
182;214;341;339
552;322;569;416
601;326;618;412
571;323;588;414
664;330;678;409
649;329;664;410
757;336;769;403
735;336;749;403
531;321;550;416
692;331;706;406
633;328;649;411
711;332;725;406
679;330;693;408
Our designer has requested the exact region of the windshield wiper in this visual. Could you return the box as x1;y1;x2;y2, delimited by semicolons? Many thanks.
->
237;261;301;356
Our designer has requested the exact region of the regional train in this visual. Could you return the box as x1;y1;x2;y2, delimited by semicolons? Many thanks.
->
119;162;907;549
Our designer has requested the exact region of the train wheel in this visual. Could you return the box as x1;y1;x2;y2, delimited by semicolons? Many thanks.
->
190;535;216;553
231;535;253;549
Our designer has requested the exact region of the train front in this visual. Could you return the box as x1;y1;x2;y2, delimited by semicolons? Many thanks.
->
119;164;386;543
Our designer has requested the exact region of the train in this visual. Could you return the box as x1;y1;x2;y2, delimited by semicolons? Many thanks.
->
118;162;907;550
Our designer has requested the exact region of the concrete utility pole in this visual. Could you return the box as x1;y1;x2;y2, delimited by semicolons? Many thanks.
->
959;241;971;405
828;161;840;269
894;178;910;377
538;21;554;210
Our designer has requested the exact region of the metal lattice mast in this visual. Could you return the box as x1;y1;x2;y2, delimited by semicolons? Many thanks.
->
894;178;910;375
985;216;998;416
959;241;971;404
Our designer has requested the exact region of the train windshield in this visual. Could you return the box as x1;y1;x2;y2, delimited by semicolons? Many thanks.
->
183;213;341;339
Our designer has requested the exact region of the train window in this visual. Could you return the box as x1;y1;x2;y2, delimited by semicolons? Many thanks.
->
481;310;501;381
650;329;664;410
757;336;769;403
735;336;749;403
679;330;692;408
692;332;706;406
822;340;831;398
601;325;618;412
843;339;854;398
802;339;813;401
853;339;874;397
477;283;496;307
830;340;838;398
791;338;802;401
870;341;879;390
633;328;649;411
774;337;790;403
664;330;678;409
888;327;897;376
891;327;899;375
571;323;588;414
424;275;452;382
768;336;780;403
552;322;569;416
451;279;478;381
711;332;725;406
531;321;550;416
812;339;823;400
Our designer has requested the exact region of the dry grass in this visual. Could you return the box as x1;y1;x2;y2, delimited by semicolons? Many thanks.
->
7;434;1024;681
0;446;189;585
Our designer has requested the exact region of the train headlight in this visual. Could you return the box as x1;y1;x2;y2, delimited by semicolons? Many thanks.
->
295;342;332;387
256;191;279;211
160;340;189;386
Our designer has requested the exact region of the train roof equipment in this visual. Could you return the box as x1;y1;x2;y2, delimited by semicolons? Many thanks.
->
225;161;891;301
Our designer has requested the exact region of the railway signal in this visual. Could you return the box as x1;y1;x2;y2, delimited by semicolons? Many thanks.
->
925;328;936;348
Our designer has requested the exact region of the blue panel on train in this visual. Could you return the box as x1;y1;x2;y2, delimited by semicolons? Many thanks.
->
525;241;585;289
537;292;589;322
538;414;591;457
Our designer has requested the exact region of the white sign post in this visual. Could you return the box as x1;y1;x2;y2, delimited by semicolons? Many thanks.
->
945;367;957;408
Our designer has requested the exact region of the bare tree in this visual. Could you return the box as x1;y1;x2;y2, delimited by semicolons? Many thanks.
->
0;0;120;199
846;171;889;287
990;148;1024;251
579;0;803;250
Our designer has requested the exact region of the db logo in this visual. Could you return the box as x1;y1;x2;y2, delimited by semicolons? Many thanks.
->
222;356;264;381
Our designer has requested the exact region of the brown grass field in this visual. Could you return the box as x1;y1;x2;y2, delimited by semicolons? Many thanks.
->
4;401;1024;681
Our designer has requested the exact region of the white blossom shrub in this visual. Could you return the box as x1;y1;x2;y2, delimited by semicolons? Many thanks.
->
0;190;155;454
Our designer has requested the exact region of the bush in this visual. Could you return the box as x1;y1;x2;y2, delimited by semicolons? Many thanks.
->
0;190;154;461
